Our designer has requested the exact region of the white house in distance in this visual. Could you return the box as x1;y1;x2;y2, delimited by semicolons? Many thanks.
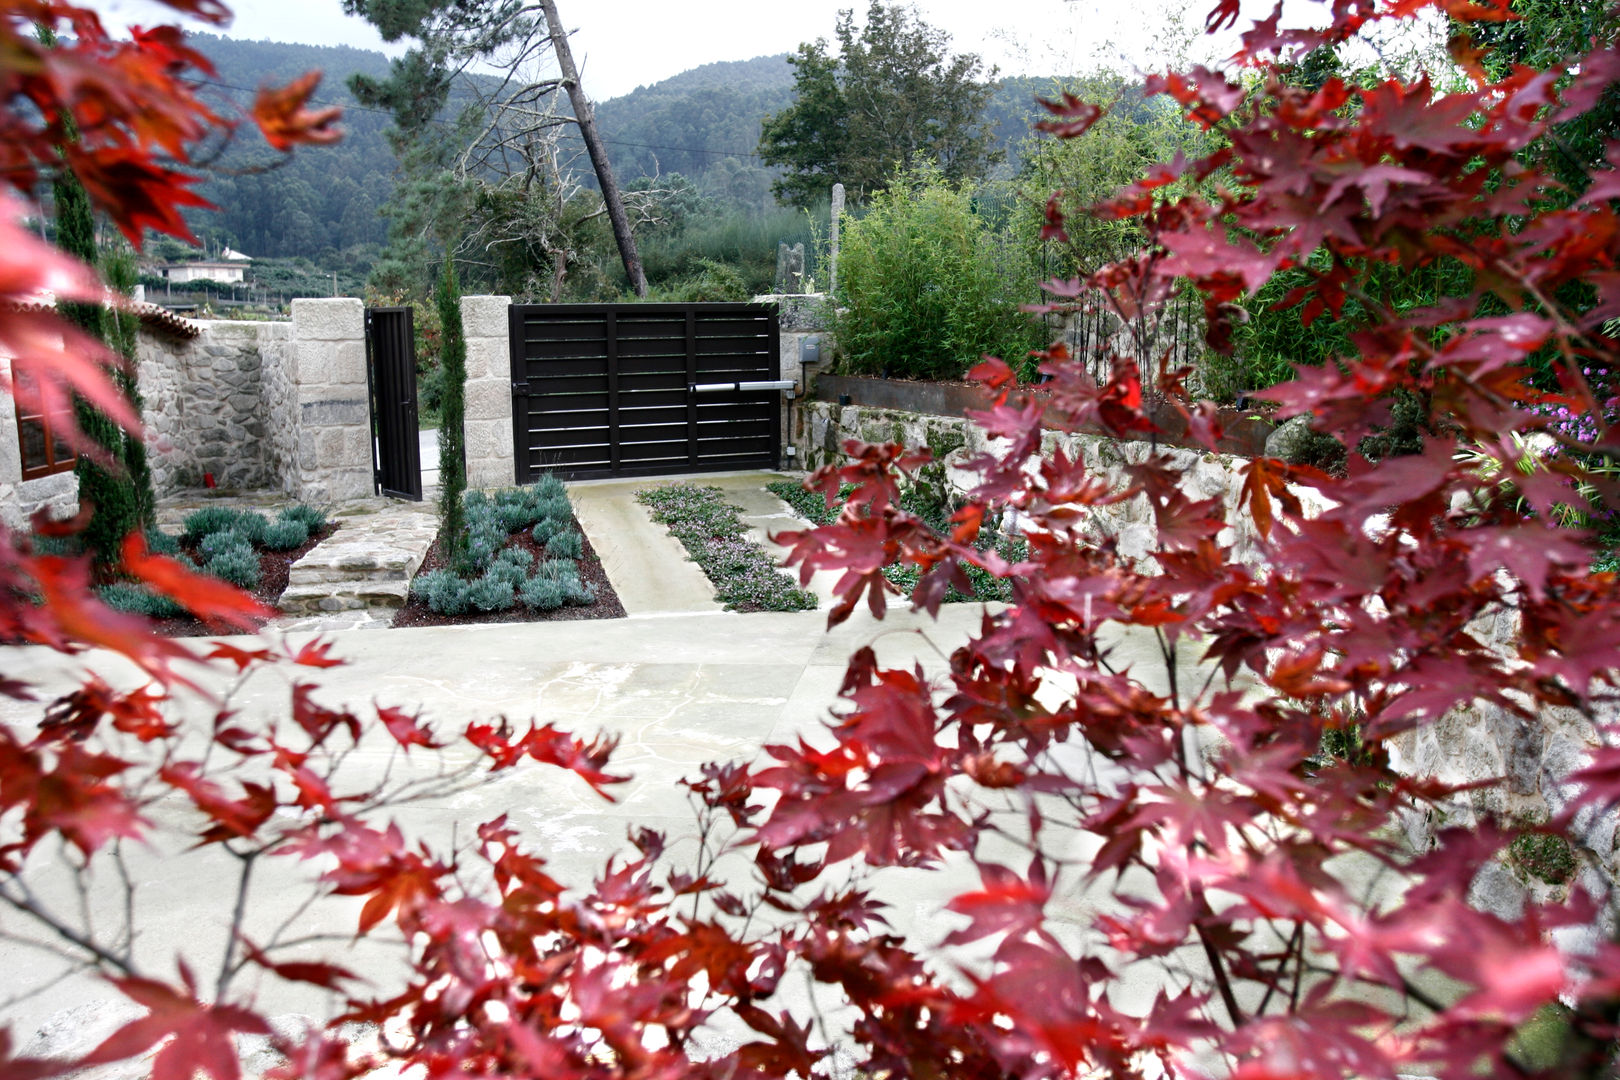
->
162;247;252;285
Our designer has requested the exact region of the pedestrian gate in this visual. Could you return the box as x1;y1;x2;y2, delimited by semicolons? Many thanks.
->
508;302;782;482
364;306;423;500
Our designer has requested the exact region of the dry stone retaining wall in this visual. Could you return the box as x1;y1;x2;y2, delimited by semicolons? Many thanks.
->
798;397;1620;914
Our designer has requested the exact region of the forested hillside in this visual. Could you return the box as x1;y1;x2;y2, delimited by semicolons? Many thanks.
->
173;37;1054;276
182;34;396;263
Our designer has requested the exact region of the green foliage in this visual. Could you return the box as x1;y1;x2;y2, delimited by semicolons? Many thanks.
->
182;506;248;543
411;568;471;615
466;571;518;612
759;2;1000;208
1509;831;1578;886
278;504;328;531
1463;0;1620;197
96;583;186;619
101;242;155;528
518;574;568;611
261;519;310;551
205;546;261;589
647;258;750;303
200;530;253;559
436;254;468;566
143;527;181;556
835;163;1042;381
637;205;821;296
545;529;583;561
637;484;817;612
53;159;140;570
493;545;535;573
1014;74;1215;277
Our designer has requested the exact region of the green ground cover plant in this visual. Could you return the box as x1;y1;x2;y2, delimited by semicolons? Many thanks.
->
636;483;816;612
93;503;329;617
408;474;595;615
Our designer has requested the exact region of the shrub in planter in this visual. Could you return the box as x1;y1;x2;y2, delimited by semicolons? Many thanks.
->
205;546;260;589
144;526;181;556
496;502;536;532
200;530;253;559
97;582;186;619
494;547;535;572
482;560;526;590
261;518;310;551
411;569;471;615
278;504;327;531
545;529;583;560
534;473;566;501
518;574;568;611
181;506;244;542
466;572;517;612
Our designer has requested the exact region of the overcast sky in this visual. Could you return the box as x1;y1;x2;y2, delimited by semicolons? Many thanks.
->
99;0;1243;101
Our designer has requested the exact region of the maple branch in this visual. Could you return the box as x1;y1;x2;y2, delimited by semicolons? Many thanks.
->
215;847;257;998
1193;898;1244;1028
1252;921;1304;1016
0;880;137;977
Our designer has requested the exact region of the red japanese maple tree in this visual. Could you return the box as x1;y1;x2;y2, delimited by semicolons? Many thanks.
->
6;0;1620;1078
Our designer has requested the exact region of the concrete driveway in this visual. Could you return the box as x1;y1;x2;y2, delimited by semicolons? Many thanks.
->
0;471;1204;1063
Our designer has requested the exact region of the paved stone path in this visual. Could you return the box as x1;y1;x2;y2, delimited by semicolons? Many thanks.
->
275;498;438;631
156;489;440;633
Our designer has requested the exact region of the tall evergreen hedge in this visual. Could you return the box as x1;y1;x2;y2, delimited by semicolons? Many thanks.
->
435;254;467;562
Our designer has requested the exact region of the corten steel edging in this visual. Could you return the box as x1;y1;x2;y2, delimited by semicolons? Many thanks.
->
809;373;1275;458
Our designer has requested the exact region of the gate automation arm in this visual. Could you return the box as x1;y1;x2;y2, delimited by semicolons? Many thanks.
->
690;379;797;397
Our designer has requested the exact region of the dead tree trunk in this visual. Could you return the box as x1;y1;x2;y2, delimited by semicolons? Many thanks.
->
539;0;648;297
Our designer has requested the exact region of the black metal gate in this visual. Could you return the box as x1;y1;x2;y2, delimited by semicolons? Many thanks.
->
364;306;423;500
508;302;782;482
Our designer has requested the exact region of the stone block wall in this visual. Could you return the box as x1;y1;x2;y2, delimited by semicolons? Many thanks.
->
138;304;369;505
285;299;372;504
460;295;515;490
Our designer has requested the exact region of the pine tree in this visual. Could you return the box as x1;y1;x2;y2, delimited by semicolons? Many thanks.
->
435;253;467;564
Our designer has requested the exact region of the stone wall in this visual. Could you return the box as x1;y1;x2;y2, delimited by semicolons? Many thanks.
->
798;398;1283;562
138;304;368;504
460;295;515;490
798;396;1620;912
285;299;372;504
139;320;280;492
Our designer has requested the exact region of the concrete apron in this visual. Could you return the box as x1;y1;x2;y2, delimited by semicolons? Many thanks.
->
0;472;1258;1067
569;470;844;615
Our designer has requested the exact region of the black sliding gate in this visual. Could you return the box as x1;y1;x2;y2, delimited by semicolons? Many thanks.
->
364;306;423;500
508;302;782;482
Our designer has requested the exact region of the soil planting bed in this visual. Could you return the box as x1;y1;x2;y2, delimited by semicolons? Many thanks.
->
392;528;626;628
151;523;338;637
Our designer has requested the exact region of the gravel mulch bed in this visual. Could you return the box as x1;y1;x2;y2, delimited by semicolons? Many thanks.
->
391;527;626;629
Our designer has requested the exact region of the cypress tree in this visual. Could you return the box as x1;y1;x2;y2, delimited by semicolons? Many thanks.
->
102;244;155;528
54;168;139;569
435;253;467;563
